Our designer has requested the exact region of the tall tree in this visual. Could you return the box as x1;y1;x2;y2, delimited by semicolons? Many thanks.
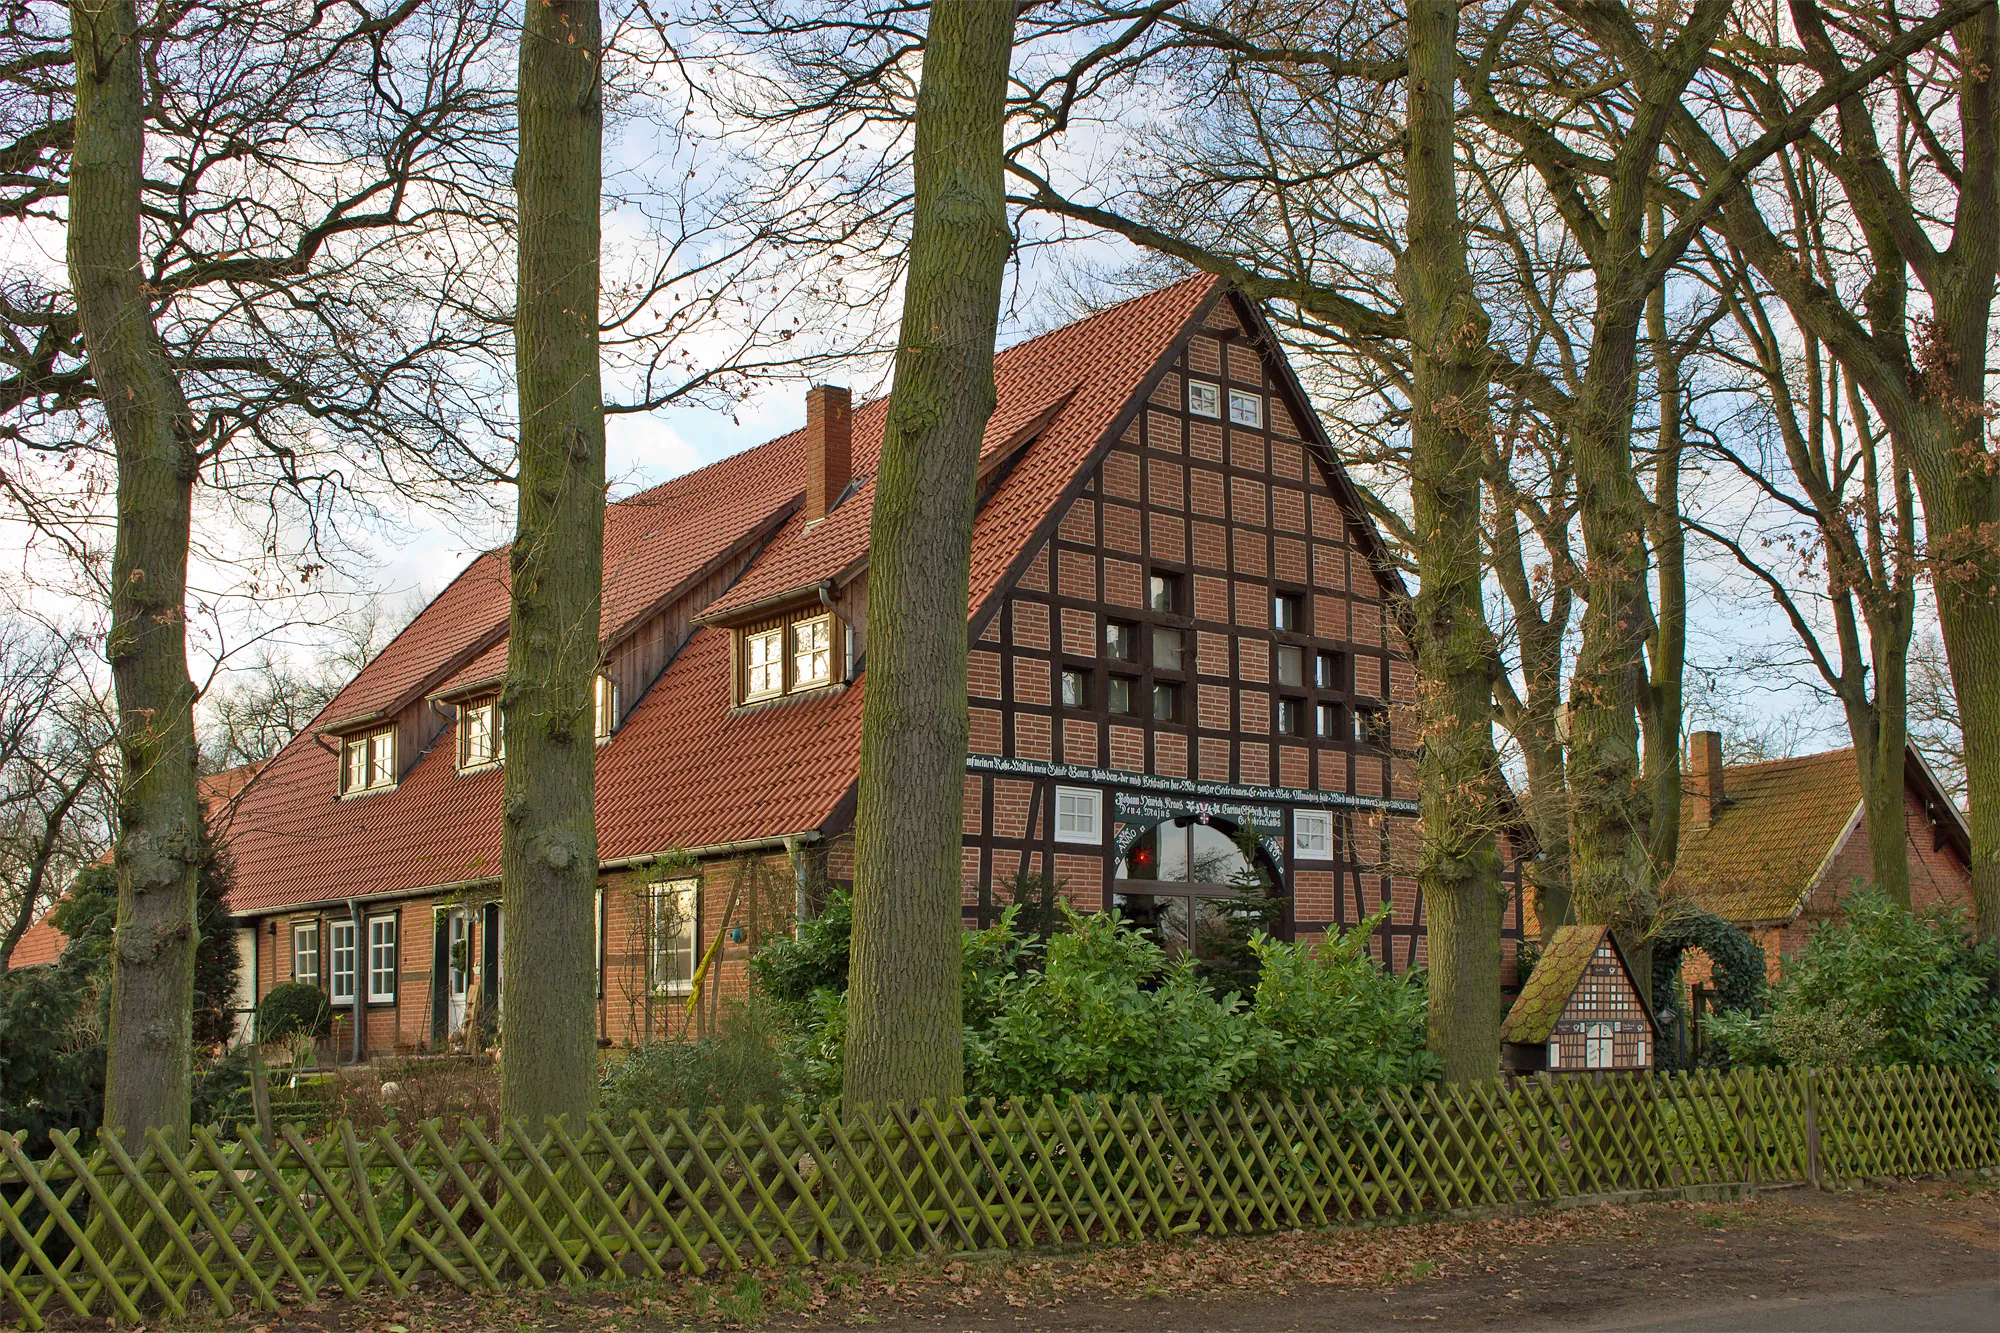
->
844;0;1015;1109
66;0;203;1143
500;0;605;1128
1401;0;1507;1081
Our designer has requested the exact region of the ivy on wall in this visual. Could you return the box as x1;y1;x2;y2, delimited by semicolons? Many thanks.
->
1651;908;1766;1069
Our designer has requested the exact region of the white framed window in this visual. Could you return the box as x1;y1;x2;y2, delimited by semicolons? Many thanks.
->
329;919;357;1003
1054;786;1102;844
1547;1039;1561;1070
650;879;698;995
292;921;320;988
342;728;397;794
1585;1021;1614;1069
459;698;500;769
594;674;618;740
367;914;398;1003
1293;810;1334;860
1186;379;1220;417
1229;388;1263;427
791;615;833;690
743;627;783;701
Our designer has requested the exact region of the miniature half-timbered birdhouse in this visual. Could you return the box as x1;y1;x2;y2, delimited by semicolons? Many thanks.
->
1500;925;1661;1074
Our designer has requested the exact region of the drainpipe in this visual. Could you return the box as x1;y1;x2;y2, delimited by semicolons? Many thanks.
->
348;898;365;1065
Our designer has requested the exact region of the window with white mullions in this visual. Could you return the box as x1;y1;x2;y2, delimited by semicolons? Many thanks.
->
459;698;500;769
744;627;783;700
367;914;398;1003
791;615;833;690
1054;786;1102;844
342;728;396;794
650;879;698;995
329;919;357;1003
292;921;320;988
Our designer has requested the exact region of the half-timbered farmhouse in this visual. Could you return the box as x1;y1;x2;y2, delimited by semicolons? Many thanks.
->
216;277;1527;1061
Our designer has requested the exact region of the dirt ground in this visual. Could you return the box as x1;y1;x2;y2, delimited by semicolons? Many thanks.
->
105;1177;2000;1331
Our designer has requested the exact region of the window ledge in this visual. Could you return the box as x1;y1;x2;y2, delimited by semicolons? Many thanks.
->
339;784;398;800
729;679;851;718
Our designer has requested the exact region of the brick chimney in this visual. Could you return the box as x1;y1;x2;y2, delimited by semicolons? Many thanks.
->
804;384;851;522
1686;730;1725;829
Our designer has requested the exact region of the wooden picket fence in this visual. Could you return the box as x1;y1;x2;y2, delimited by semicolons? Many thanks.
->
2;1065;1995;1328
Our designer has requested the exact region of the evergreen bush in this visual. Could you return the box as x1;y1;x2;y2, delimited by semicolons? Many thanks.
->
257;981;332;1042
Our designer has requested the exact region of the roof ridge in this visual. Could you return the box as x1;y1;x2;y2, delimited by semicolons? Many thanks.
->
1718;746;1855;773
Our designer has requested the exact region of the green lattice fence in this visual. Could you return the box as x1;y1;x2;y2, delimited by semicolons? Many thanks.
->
1;1066;1994;1328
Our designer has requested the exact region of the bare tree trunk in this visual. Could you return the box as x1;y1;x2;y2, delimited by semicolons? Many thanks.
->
844;0;1014;1109
1401;0;1504;1083
1642;247;1685;883
500;0;604;1129
68;0;201;1146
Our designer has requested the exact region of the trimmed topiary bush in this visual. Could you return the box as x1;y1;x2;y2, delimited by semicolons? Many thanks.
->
257;981;332;1042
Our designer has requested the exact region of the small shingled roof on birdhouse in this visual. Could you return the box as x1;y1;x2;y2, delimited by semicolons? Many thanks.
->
1499;925;1661;1075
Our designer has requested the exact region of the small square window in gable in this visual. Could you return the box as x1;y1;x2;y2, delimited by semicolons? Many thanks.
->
1192;574;1230;621
969;707;1004;755
1149;371;1181;411
1313;544;1347;592
1188;334;1222;376
1272;487;1307;534
1199;735;1232;781
1315;594;1349;641
1059;497;1096;545
1230;528;1268;578
1238;742;1271;786
1153;730;1189;777
1103;557;1144;608
1102;502;1142;554
1060;607;1097;657
1228;430;1266;474
1101;450;1141;501
1274;536;1308;585
1014;712;1053;761
1189;468;1226;518
1234;582;1272;630
1147;409;1184;453
967;649;1003;700
1227;341;1263;386
1061;717;1099;767
1149;512;1187;564
1011;598;1050;650
1230;475;1268;526
1012;656;1051;707
1057;549;1098;602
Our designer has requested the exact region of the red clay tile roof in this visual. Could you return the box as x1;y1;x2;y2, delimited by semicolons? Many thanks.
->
220;277;1221;915
1663;750;1863;924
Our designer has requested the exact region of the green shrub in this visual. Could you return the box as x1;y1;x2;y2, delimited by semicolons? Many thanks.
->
258;981;332;1042
1246;906;1441;1092
1706;890;2000;1076
600;999;794;1123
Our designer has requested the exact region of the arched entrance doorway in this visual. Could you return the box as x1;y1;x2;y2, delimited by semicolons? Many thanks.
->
1112;815;1281;961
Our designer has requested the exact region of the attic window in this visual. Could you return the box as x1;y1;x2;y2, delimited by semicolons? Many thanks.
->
342;728;397;795
1187;380;1220;418
459;698;501;771
1229;389;1263;428
737;611;845;706
594;675;618;741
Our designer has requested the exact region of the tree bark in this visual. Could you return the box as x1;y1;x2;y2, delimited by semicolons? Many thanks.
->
844;0;1014;1109
1642;243;1685;885
500;0;604;1129
68;0;202;1146
1400;0;1504;1084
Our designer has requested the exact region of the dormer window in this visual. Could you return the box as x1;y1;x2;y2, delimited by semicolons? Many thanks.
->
594;674;618;740
792;616;833;689
459;698;501;770
342;728;396;795
736;610;846;706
